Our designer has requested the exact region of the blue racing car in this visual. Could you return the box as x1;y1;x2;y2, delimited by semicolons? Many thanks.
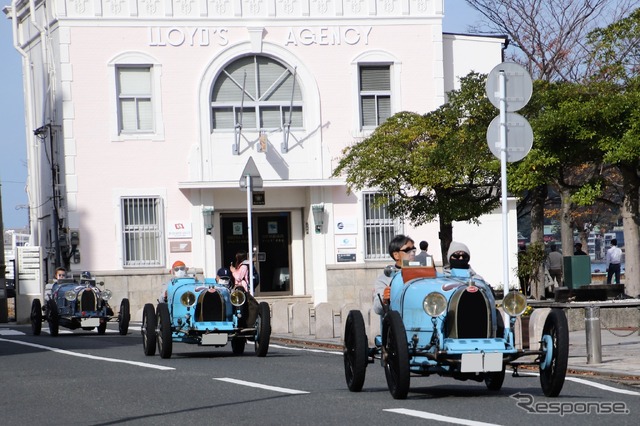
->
343;264;568;399
142;276;271;359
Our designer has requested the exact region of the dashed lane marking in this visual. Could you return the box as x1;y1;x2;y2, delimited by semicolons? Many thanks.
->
213;377;309;394
385;408;502;425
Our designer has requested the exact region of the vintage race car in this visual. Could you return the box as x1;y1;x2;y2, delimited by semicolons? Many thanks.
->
343;264;569;399
141;276;271;359
30;276;130;336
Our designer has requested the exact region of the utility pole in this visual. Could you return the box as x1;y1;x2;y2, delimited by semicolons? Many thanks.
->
0;180;9;322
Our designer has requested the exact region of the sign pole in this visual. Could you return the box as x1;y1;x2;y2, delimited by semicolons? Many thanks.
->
499;71;510;294
246;174;254;296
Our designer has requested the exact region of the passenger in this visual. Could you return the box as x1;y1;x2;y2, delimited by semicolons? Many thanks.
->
216;267;233;287
443;241;483;280
372;235;416;315
230;252;251;292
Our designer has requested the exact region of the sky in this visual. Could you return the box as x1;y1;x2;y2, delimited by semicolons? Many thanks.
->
0;1;482;231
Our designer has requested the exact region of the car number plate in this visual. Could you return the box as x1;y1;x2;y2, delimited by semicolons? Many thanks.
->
201;333;227;345
81;318;101;327
460;352;503;372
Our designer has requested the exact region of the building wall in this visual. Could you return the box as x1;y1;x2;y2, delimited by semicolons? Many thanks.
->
8;0;515;319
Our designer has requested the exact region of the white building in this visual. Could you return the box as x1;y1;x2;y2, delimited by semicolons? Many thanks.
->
5;0;517;321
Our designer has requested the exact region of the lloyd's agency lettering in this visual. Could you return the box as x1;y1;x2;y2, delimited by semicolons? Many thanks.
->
149;27;229;47
285;26;373;46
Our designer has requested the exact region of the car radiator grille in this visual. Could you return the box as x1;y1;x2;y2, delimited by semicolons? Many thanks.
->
195;291;225;322
447;289;491;339
79;289;97;312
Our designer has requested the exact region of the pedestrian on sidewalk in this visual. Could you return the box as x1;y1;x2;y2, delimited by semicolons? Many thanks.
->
546;244;563;287
414;240;430;265
606;238;622;284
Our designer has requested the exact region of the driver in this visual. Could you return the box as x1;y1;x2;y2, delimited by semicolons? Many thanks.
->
372;235;416;315
159;260;189;303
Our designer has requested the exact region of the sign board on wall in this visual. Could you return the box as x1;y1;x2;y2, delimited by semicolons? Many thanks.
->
170;241;192;253
337;253;356;262
335;217;357;234
167;221;192;239
335;235;356;249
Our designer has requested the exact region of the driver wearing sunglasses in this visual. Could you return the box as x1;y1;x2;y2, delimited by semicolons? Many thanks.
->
372;235;416;315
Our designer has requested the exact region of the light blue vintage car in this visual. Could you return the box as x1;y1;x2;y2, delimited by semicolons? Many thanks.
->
343;264;569;399
30;276;130;336
141;277;271;359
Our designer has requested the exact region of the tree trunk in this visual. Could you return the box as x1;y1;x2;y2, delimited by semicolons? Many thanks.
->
560;187;573;257
621;167;640;298
438;219;453;267
530;185;547;299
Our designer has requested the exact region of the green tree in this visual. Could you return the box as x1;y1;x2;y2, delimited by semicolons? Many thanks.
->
332;73;501;262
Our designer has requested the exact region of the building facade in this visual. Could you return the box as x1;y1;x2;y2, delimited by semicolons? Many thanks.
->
5;0;517;321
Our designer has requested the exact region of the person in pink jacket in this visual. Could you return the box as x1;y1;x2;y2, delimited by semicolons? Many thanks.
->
230;252;250;291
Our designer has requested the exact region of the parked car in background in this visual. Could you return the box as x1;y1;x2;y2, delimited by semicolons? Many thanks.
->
141;276;271;359
343;264;568;399
30;274;130;336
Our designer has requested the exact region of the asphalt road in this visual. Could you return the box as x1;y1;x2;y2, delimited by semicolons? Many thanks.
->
1;323;639;425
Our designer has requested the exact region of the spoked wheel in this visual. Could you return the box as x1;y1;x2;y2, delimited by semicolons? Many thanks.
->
156;303;173;359
254;302;271;357
539;309;569;397
31;299;42;336
343;310;368;392
231;336;246;355
383;310;410;400
484;367;506;391
118;298;131;335
141;303;157;356
47;299;59;336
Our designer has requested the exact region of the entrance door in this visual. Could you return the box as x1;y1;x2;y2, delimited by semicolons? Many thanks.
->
220;213;291;295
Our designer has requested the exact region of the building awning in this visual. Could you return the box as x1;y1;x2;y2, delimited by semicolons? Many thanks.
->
178;179;347;190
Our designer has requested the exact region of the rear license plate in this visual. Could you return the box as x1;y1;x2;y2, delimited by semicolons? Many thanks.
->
460;352;503;372
81;318;101;327
201;333;228;345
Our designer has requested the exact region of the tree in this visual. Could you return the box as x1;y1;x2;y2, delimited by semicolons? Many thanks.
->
332;73;501;262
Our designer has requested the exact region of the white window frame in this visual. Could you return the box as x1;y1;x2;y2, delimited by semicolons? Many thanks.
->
351;51;402;135
362;192;403;260
210;55;303;132
359;65;391;129
108;52;165;141
120;195;165;268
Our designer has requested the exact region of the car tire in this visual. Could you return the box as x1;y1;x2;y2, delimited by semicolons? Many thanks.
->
97;319;107;335
142;303;157;356
47;299;59;337
254;302;271;357
343;310;368;392
539;308;569;397
156;303;173;359
484;367;506;391
383;310;410;400
231;336;246;355
31;299;42;336
118;298;131;336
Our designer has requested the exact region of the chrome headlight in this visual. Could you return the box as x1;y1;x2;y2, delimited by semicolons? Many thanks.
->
65;290;77;302
502;291;527;316
180;291;196;307
423;292;447;317
230;289;246;307
100;289;112;301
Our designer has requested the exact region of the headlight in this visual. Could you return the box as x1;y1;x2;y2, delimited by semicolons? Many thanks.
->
100;289;112;301
423;292;447;317
230;289;246;307
502;291;527;316
65;290;77;302
180;291;196;307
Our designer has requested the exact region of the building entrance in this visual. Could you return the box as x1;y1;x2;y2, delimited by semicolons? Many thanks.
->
220;213;291;295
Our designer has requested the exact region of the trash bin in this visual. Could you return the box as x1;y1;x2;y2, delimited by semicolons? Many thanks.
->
563;255;591;290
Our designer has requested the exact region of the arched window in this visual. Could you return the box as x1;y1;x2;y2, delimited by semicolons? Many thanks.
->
211;55;303;131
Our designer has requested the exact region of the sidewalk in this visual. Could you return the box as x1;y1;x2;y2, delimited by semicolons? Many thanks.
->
272;326;640;381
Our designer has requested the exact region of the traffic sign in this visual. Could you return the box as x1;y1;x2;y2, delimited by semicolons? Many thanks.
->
485;62;533;112
486;113;533;162
239;157;263;191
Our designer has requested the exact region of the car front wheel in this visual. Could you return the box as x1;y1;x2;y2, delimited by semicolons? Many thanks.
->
539;309;569;397
383;310;410;400
118;298;131;335
47;299;59;336
343;310;368;392
31;299;42;336
141;303;157;356
254;302;271;357
156;303;173;359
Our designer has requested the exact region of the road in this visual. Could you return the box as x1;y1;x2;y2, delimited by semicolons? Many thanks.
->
1;323;638;425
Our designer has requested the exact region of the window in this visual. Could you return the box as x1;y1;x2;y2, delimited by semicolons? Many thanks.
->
121;197;164;267
363;192;402;259
117;66;153;133
359;65;391;128
211;56;303;130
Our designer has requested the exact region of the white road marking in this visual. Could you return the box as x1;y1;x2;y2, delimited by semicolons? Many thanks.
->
517;370;640;396
214;377;309;394
0;337;174;371
0;329;24;336
385;408;502;425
